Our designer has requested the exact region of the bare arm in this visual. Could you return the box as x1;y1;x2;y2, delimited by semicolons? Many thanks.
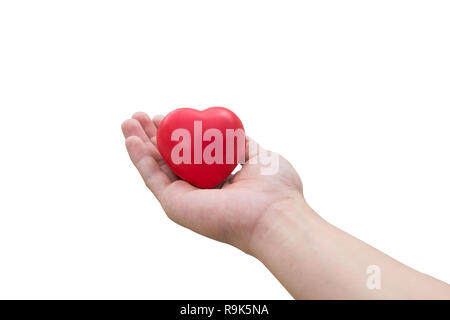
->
250;200;450;299
122;112;450;299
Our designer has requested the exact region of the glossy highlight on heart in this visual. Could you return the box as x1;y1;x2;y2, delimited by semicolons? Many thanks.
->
156;107;245;188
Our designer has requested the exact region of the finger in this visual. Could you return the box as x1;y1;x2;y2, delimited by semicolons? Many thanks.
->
159;162;179;183
153;115;164;128
245;136;263;163
125;136;170;200
122;119;150;143
122;118;165;159
132;112;157;144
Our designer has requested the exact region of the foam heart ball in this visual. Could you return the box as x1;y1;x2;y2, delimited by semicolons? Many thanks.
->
156;107;245;188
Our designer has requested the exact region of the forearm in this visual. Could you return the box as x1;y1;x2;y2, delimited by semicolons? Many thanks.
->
250;200;450;299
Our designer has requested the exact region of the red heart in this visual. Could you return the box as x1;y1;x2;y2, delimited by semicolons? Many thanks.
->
157;107;246;188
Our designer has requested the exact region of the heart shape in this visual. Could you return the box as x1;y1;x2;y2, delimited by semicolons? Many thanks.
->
157;107;245;188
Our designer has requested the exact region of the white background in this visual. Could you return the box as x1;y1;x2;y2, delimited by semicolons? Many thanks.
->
0;1;449;299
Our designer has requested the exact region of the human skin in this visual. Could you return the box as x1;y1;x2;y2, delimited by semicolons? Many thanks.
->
122;112;450;299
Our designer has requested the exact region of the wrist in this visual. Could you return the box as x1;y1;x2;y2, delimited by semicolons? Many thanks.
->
247;196;323;259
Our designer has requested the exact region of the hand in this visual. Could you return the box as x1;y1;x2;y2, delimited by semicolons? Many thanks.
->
121;112;307;254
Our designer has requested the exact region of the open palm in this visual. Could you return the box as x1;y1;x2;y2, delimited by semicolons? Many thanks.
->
122;112;304;253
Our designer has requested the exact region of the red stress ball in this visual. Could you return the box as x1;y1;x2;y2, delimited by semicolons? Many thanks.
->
156;107;245;188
